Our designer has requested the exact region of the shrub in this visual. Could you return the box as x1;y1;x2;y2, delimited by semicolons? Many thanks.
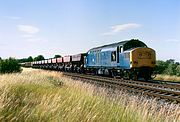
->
0;58;22;74
176;65;180;76
164;63;176;75
155;59;180;76
155;60;168;74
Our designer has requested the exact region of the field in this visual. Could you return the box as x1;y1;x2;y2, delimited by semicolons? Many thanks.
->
155;74;180;82
0;68;179;122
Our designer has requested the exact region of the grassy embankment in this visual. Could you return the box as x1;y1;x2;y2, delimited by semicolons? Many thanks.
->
0;68;179;122
155;74;180;82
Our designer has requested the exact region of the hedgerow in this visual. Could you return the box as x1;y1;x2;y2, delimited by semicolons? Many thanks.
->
0;58;22;74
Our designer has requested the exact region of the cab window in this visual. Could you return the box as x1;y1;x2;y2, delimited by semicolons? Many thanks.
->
119;46;123;53
124;40;147;51
111;51;116;61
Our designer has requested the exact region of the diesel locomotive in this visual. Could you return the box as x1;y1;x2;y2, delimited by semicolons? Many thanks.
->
23;39;156;81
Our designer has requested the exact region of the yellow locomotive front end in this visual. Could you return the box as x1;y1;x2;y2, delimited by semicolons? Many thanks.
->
130;47;156;80
130;47;156;68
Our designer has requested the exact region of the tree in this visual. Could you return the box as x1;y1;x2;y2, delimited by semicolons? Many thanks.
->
0;57;22;74
0;57;1;60
164;63;176;75
155;60;168;74
27;56;33;62
166;59;175;64
34;55;45;61
54;55;61;58
164;59;180;75
175;62;180;65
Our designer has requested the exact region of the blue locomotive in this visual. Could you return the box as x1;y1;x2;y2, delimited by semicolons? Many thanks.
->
85;39;156;80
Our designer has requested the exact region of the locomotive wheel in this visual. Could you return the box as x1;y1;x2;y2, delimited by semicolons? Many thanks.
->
131;71;138;81
132;74;138;81
123;71;130;80
144;73;150;81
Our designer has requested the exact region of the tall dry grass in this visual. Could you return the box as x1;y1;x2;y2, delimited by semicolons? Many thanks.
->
155;74;180;82
0;68;179;122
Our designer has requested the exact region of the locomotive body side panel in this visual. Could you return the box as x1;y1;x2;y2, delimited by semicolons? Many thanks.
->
118;52;131;69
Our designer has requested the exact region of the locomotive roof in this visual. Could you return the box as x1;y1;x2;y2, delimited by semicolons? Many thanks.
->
89;39;147;51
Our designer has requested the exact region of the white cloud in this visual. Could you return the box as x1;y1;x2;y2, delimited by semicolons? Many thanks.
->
17;25;45;42
102;23;141;36
17;25;39;34
3;16;21;20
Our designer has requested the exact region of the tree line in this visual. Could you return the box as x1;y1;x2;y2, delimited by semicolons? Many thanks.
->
155;59;180;76
18;55;61;63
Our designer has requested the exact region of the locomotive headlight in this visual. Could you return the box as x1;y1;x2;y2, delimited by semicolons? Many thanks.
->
147;52;151;58
151;61;155;64
133;61;138;64
139;53;142;57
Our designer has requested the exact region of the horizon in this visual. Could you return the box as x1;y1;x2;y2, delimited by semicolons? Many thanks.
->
0;0;180;61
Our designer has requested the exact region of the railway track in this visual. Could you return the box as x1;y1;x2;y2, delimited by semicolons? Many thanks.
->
62;72;180;103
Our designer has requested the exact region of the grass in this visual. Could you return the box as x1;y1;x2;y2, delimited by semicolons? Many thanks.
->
155;74;180;82
0;68;179;122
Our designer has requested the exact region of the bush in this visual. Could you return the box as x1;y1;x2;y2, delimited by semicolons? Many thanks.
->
0;58;22;74
155;60;168;74
176;65;180;76
155;59;180;76
164;63;174;75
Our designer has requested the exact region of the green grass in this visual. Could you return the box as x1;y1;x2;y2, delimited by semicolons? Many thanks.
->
0;68;179;122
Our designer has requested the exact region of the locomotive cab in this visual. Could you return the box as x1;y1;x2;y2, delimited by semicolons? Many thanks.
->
130;47;156;80
117;39;148;69
116;40;156;80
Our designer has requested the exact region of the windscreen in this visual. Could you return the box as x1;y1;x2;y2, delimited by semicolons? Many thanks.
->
124;40;147;51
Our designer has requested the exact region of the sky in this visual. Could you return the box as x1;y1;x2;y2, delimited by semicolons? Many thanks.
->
0;0;180;61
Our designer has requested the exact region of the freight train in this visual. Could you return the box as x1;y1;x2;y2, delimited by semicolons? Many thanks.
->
22;39;156;81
